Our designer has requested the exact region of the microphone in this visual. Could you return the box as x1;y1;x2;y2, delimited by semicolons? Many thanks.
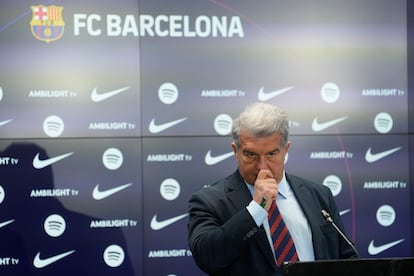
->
321;209;359;258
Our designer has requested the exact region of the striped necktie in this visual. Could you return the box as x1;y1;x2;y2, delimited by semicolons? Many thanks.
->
268;201;299;267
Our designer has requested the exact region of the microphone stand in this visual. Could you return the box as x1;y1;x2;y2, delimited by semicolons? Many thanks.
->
321;209;360;258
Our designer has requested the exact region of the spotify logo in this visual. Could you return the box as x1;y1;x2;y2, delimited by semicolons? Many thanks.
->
44;214;66;237
376;205;396;227
214;113;232;135
374;112;393;134
43;115;64;137
322;175;342;197
321;82;340;103
158;82;178;104
0;185;5;204
160;178;181;201
103;244;125;267
102;148;124;170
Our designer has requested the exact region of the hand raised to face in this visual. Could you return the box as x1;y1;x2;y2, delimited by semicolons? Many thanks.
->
253;169;278;211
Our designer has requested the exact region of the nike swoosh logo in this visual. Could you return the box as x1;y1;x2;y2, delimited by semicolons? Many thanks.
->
92;183;132;200
150;213;188;231
91;86;129;102
368;239;404;255
149;118;187;133
365;147;402;163
0;219;15;228
257;86;293;101
339;209;351;216
33;250;76;268
204;150;234;165
311;116;348;132
0;119;12;127
33;152;74;169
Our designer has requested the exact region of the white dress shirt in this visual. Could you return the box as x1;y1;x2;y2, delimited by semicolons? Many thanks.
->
246;173;315;262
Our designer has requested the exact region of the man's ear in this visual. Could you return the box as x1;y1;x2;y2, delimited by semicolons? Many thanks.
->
285;141;291;153
231;143;237;154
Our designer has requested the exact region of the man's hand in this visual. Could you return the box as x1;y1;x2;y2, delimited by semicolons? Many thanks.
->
253;170;278;211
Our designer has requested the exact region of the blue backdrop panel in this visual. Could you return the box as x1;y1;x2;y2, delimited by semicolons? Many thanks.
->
0;139;142;275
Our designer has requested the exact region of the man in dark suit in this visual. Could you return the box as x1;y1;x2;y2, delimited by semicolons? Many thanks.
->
188;103;358;276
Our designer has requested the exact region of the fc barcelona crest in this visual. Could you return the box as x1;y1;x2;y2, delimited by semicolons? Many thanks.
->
30;5;65;43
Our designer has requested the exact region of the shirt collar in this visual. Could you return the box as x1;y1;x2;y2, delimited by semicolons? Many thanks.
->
277;172;290;199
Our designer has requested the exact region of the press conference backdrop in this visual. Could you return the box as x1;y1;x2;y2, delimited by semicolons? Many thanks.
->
0;0;412;275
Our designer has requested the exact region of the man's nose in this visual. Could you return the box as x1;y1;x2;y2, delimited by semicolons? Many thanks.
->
257;155;269;170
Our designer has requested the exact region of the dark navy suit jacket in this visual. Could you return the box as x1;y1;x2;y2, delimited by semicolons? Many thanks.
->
188;170;357;276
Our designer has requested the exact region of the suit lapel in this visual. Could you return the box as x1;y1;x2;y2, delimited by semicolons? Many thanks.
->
287;174;324;259
287;174;313;216
225;171;252;210
225;171;278;270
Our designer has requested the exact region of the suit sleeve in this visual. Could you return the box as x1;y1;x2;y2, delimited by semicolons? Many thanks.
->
187;188;262;274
